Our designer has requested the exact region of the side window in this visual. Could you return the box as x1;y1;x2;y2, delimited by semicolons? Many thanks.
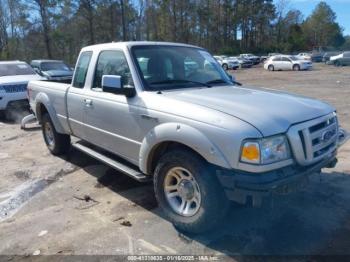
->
344;52;350;58
281;57;290;62
93;50;134;89
72;51;92;88
272;57;281;62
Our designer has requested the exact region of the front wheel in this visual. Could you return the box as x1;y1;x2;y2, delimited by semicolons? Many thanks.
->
335;60;341;67
42;113;71;155
268;65;274;71
154;149;230;233
293;64;300;71
222;64;228;71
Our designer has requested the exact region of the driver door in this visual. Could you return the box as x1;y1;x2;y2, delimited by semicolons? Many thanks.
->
83;50;141;164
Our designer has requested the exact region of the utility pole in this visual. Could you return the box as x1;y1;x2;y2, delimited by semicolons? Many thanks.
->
120;0;127;41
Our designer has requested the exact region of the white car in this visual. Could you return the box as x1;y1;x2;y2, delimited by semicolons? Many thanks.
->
0;61;43;116
213;55;239;70
297;53;312;61
264;55;313;71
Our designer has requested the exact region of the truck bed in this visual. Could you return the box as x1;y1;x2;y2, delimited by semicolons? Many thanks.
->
28;80;71;133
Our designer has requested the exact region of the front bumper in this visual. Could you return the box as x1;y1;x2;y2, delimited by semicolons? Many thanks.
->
217;150;337;207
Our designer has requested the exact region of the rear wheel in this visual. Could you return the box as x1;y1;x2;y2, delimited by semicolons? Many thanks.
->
154;149;230;233
268;65;274;71
42;113;71;155
293;64;300;71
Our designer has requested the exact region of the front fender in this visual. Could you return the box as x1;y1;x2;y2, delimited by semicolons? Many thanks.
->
139;122;231;174
35;92;65;134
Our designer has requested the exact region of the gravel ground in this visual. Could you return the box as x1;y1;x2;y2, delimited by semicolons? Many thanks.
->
0;64;349;260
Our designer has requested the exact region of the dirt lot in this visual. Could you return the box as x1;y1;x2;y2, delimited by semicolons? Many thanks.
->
0;64;349;260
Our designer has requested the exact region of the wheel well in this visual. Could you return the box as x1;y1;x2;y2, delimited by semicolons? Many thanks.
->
147;141;205;175
37;103;48;122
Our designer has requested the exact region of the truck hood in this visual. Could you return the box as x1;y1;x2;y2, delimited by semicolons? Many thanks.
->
163;86;334;136
0;74;43;84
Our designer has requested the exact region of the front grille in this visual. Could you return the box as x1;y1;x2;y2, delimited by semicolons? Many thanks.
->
2;84;27;93
287;113;338;166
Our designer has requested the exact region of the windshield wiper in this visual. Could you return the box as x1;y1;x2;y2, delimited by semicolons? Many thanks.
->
206;79;229;85
206;79;242;86
149;79;211;87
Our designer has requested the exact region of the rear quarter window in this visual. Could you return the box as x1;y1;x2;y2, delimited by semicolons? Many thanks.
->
72;51;93;88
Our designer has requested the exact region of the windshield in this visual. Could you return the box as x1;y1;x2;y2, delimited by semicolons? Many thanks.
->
132;45;232;91
41;62;70;71
0;63;36;77
289;56;299;61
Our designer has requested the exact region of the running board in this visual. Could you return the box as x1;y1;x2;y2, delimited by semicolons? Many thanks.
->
72;141;150;182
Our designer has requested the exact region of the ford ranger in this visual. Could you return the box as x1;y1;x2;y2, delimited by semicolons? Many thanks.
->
28;42;348;233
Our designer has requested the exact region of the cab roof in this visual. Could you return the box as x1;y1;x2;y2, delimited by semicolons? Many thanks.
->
81;41;203;52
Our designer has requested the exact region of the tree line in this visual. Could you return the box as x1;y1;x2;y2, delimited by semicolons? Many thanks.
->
0;0;348;64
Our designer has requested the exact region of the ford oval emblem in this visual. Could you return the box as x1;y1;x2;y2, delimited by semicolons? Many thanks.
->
321;129;335;143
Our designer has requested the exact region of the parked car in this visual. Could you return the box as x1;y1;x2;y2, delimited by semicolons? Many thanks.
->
329;51;350;66
213;56;239;70
0;61;42;118
264;55;313;71
323;51;341;63
30;60;73;83
296;52;312;61
230;56;253;68
28;42;348;233
310;52;324;63
239;54;260;65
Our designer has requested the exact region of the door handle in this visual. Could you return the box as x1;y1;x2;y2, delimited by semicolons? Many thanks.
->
84;98;93;106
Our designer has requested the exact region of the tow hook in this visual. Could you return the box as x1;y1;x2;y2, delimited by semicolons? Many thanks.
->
326;158;338;168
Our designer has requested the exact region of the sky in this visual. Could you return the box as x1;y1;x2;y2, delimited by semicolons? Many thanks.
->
286;0;350;35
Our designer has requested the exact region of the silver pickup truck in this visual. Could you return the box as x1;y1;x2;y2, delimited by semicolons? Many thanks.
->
28;42;348;233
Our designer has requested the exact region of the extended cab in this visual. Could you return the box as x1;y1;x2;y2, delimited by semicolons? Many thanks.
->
28;42;348;233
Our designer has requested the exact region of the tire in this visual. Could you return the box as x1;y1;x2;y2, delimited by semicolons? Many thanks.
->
42;113;71;155
335;60;341;67
154;149;230;234
268;65;274;71
222;64;228;71
0;110;5;120
293;64;300;71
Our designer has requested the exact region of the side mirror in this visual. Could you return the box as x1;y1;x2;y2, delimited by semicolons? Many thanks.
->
102;75;135;97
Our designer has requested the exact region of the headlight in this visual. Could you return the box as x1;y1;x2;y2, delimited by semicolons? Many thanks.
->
241;135;291;165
